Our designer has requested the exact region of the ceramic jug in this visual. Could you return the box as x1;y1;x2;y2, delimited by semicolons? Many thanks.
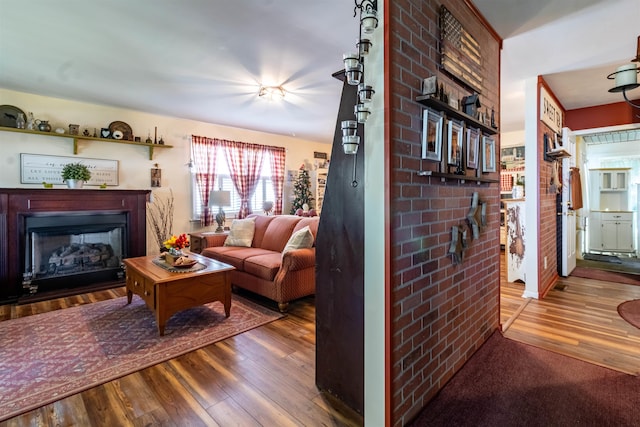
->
36;120;52;132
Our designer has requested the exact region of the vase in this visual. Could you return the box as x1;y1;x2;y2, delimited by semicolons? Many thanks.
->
65;179;84;189
165;251;182;265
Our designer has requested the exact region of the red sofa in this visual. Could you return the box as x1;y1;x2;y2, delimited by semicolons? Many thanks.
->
200;215;319;312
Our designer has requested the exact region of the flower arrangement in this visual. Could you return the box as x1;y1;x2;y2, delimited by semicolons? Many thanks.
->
163;233;189;255
61;162;92;182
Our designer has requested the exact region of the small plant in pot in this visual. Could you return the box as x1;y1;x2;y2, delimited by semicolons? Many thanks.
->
61;162;91;188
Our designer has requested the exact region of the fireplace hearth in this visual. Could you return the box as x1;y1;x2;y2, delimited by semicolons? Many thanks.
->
0;189;150;303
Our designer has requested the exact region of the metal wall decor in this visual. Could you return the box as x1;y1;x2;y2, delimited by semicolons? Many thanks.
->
440;6;483;94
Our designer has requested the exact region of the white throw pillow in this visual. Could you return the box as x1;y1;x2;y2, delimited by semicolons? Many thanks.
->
224;217;256;247
282;225;314;257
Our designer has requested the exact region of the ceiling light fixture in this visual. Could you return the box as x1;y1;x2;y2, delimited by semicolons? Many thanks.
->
607;35;640;116
258;85;285;101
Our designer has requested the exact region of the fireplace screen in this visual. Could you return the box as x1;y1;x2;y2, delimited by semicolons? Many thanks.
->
24;213;128;291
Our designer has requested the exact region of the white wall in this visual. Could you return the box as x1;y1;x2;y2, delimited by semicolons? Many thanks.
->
0;88;331;254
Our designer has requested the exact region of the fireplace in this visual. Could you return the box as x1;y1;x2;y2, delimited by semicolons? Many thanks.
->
0;189;150;303
23;213;128;294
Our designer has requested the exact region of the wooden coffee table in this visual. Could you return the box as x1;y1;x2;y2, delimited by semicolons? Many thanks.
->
123;252;235;335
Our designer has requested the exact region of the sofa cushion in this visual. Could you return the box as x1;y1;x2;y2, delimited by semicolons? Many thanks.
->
282;225;314;256
249;214;276;248
224;217;256;247
292;217;320;245
244;252;282;281
261;216;302;252
203;246;274;270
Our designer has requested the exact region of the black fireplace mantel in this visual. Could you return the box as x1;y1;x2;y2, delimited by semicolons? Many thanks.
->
0;188;150;303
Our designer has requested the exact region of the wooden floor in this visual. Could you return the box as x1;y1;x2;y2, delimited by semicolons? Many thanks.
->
0;289;363;427
2;260;640;425
500;259;640;376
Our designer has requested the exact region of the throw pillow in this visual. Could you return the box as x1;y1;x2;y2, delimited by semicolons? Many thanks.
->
282;225;314;256
224;217;256;247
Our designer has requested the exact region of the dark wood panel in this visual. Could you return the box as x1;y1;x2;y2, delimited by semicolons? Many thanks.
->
315;74;365;414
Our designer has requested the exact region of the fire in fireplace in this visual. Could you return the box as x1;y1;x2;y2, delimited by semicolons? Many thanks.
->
23;213;128;295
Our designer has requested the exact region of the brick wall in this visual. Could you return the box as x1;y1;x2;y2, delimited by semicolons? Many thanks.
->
537;79;563;295
388;0;501;424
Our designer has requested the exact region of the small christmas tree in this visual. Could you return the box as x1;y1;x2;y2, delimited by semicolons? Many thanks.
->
290;168;314;214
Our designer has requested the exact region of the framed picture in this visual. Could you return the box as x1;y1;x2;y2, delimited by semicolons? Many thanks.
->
422;109;443;161
466;128;480;169
482;136;496;172
447;120;463;166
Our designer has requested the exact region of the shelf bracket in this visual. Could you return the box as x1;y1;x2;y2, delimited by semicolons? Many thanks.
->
73;138;79;154
148;146;155;160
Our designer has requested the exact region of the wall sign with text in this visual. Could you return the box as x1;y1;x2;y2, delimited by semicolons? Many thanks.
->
540;86;563;134
20;154;119;186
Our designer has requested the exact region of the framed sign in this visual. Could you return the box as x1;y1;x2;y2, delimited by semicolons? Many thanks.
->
540;86;562;134
422;109;443;161
20;154;119;186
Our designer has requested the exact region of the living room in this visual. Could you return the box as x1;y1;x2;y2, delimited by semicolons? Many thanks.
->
2;0;640;425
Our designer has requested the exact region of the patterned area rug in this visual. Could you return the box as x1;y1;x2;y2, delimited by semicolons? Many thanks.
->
618;299;640;329
0;295;282;421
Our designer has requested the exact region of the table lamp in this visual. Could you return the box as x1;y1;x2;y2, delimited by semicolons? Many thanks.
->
209;190;231;232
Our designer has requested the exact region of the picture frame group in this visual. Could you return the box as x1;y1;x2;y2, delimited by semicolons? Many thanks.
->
422;109;492;173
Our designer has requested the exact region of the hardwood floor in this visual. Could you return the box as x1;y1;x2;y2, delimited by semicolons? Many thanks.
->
2;260;639;426
0;288;363;427
500;258;640;376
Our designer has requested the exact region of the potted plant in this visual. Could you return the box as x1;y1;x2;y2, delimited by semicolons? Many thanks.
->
61;162;91;188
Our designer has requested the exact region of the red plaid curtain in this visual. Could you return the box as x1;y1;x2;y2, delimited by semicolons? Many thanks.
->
220;139;266;218
191;135;219;226
268;146;286;215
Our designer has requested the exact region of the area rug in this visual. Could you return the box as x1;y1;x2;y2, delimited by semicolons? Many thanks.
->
618;299;640;329
571;266;640;286
410;331;640;426
0;295;283;421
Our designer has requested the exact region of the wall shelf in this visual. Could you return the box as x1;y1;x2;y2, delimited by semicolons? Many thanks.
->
0;126;172;160
417;170;498;184
416;95;498;135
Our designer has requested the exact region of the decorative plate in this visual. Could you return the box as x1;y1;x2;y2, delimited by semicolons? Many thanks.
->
112;130;124;140
0;105;26;128
108;121;133;141
172;259;197;268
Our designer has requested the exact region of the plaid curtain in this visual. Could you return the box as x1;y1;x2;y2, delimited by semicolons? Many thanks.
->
220;139;266;218
268;146;286;215
191;135;219;226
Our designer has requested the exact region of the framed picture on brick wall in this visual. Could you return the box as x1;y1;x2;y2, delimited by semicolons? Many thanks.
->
422;109;443;161
482;136;496;173
447;120;463;166
466;127;480;169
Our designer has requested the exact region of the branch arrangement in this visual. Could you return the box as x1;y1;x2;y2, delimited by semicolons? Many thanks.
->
147;190;174;250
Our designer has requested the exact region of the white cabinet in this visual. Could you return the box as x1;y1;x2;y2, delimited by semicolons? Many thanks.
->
600;169;628;191
313;168;328;215
589;211;635;253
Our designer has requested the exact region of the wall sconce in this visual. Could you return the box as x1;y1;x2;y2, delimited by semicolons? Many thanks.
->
342;135;360;155
354;103;370;123
360;8;378;34
258;85;286;101
358;83;375;103
345;62;363;86
343;52;360;70
607;35;640;115
208;189;231;233
357;38;372;56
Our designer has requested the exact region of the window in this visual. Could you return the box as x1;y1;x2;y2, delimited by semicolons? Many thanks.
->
191;151;275;220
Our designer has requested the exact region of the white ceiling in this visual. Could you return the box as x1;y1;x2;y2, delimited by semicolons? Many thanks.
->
1;0;638;143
